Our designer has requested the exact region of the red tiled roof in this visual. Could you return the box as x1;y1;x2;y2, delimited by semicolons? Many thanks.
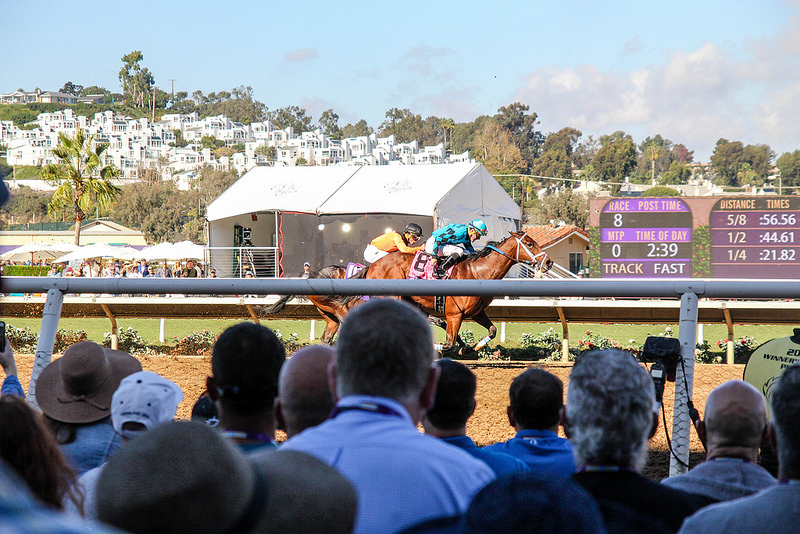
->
522;224;589;248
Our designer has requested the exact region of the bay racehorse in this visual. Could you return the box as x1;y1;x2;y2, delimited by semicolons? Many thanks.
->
362;231;552;354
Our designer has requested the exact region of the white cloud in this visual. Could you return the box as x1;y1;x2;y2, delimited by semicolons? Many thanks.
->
511;24;800;161
284;48;318;62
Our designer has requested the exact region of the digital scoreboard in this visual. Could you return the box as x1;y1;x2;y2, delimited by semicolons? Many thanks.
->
599;198;693;278
710;197;800;278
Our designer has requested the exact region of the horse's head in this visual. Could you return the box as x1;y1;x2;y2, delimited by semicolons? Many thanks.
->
509;231;553;273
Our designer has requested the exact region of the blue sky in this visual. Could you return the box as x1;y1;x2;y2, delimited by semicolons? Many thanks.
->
2;0;799;161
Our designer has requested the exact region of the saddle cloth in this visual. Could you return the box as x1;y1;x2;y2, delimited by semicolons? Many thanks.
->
408;252;454;280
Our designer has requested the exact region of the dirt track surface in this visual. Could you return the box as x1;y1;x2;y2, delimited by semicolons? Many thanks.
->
13;355;744;479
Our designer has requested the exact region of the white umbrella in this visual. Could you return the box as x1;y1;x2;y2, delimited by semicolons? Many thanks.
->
0;242;79;263
172;241;205;261
138;241;205;261
138;242;180;261
52;242;139;263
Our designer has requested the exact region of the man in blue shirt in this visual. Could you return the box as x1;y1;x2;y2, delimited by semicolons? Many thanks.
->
207;323;285;452
484;367;576;477
281;299;495;534
422;358;529;477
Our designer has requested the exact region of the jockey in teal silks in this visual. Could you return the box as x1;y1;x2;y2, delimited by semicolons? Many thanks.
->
424;219;488;278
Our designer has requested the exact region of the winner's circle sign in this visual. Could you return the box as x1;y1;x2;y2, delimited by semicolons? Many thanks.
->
743;330;800;413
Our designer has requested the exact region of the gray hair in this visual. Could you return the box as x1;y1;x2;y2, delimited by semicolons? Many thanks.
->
566;349;656;471
771;365;800;479
335;299;434;404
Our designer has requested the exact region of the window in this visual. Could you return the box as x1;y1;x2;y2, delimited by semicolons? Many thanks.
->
569;252;584;275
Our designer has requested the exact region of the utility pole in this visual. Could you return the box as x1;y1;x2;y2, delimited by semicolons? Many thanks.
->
169;79;176;107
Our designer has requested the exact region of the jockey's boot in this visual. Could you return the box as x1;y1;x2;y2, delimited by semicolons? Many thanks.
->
433;254;459;279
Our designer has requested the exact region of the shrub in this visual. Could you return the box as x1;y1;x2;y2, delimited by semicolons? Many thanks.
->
519;328;562;360
104;327;148;355
174;329;217;355
274;329;302;353
5;324;39;352
2;265;50;276
54;328;88;353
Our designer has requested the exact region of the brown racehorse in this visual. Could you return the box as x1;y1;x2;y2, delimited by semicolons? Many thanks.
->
260;265;364;344
363;231;553;353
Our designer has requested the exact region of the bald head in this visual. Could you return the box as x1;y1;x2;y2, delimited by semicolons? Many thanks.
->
704;380;768;451
276;345;336;438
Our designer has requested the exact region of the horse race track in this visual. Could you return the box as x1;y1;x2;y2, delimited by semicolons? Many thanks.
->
13;355;746;480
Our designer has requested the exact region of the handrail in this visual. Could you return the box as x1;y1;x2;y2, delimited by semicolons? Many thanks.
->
3;275;799;478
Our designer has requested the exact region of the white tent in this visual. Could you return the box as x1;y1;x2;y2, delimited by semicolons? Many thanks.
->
206;163;521;276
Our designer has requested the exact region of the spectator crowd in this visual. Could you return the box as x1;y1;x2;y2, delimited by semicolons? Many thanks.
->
0;297;798;533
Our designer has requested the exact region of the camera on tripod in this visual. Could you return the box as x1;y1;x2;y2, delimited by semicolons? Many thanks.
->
639;336;682;403
242;227;253;247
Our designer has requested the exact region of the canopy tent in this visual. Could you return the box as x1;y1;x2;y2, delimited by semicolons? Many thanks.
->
206;163;522;276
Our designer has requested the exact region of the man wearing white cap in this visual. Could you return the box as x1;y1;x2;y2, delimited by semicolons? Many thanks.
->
67;371;183;518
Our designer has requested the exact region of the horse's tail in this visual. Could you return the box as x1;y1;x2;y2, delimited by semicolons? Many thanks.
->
260;294;294;314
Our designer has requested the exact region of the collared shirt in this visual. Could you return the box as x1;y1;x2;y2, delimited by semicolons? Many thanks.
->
678;484;800;534
483;429;576;476
441;435;530;477
662;457;776;502
281;395;496;534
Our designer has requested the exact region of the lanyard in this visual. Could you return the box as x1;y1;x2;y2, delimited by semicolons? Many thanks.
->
330;401;405;419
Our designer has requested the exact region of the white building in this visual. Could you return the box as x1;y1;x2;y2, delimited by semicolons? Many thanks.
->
1;105;475;188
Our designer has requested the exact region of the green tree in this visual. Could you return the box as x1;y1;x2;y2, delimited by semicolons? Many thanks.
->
339;119;373;138
210;86;267;124
59;81;84;96
0;186;52;224
42;129;121;244
710;139;744;186
591;132;637;190
319;109;341;139
531;148;572;181
494;103;541;171
776;150;800;188
378;108;439;145
661;161;692;185
531;188;589;227
118;51;154;108
268;106;313;132
254;145;277;160
541;127;582;158
641;186;681;197
440;118;455;151
471;119;525;175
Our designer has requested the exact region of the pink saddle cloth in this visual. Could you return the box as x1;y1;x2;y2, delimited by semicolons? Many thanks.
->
407;252;454;280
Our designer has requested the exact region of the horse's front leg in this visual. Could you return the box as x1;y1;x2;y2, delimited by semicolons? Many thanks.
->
444;313;465;353
469;311;497;352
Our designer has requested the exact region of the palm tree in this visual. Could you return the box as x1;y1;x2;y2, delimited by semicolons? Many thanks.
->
43;129;122;245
